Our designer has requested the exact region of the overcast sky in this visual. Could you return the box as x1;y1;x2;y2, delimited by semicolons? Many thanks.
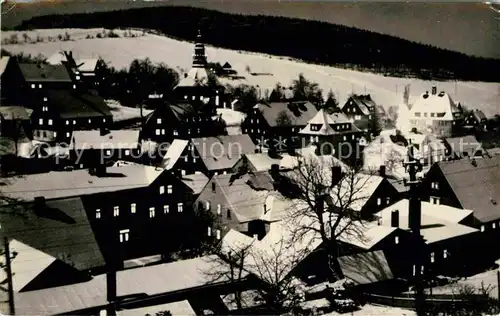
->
2;0;499;59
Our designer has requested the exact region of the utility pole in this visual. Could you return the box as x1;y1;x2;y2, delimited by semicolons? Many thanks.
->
403;140;426;315
4;237;15;315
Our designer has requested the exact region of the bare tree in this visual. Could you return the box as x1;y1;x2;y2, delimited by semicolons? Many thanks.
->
277;153;374;279
203;234;307;315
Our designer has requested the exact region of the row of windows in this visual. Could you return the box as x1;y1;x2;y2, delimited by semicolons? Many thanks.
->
376;197;391;206
414;112;446;118
96;202;183;219
480;221;500;232
430;249;448;263
207;227;222;240
431;182;439;189
204;202;232;219
31;83;77;89
38;118;106;126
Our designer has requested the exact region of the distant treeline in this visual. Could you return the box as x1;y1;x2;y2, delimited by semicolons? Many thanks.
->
15;6;500;82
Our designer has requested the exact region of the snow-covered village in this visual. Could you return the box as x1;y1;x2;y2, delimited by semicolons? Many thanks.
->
0;2;499;316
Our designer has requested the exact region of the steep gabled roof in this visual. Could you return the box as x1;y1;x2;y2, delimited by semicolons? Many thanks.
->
0;165;164;202
342;95;373;115
437;156;500;223
45;90;111;119
192;135;256;171
72;130;140;150
213;172;272;222
254;101;318;127
473;109;487;122
0;106;33;120
444;135;483;157
161;139;189;170
181;173;210;195
18;63;72;82
0;197;105;270
300;109;360;135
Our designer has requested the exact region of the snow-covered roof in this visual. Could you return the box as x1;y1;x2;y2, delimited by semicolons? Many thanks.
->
177;67;211;88
409;91;460;120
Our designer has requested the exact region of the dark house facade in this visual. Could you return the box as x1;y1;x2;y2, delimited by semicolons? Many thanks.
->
419;157;500;262
463;109;488;131
341;94;378;133
141;100;225;144
299;109;364;162
242;101;318;153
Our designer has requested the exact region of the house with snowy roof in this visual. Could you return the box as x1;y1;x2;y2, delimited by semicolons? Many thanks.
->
406;85;463;137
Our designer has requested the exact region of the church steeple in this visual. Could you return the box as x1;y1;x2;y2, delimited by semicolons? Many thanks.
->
192;29;207;68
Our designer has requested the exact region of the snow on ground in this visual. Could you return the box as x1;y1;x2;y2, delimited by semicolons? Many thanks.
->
106;100;153;122
431;267;500;299
325;304;416;316
217;108;246;135
2;28;499;117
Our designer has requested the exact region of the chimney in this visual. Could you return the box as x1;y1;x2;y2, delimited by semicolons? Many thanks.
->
106;269;117;306
431;85;437;95
379;165;386;178
270;164;280;178
96;164;106;177
331;166;342;186
408;198;421;232
34;196;46;214
391;210;399;228
100;127;110;136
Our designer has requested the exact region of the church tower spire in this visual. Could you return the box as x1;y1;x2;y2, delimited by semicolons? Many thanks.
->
192;29;207;68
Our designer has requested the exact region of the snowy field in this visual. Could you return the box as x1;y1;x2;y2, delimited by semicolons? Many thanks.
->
2;28;499;117
325;304;416;316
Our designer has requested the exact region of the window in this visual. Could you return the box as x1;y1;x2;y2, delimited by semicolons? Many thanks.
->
207;227;212;236
73;84;76;89
113;206;119;217
76;75;81;80
31;84;35;89
125;149;130;156
412;265;416;276
96;209;101;219
119;229;130;243
430;197;440;205
157;118;162;124
167;185;173;194
386;197;391;204
343;136;347;141
48;119;53;126
131;203;136;214
377;198;381;206
206;201;211;210
188;129;191;135
193;158;197;163
39;118;43;125
42;106;48;111
161;129;165;135
395;236;399;244
430;252;435;263
149;207;155;218
106;150;111;156
159;186;165;194
65;120;69;125
354;115;361;120
38;84;42;88
164;205;169;214
155;129;160;135
493;223;497;229
216;229;221;240
352;134;355;140
103;118;106;123
443;249;448;259
173;130;178;136
184;156;188;162
177;203;183;212
73;120;76;125
66;132;70;137
217;204;221;215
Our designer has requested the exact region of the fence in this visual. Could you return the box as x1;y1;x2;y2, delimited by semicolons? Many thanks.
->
361;292;490;310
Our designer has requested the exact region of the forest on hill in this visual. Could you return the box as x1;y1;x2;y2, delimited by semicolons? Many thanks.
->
15;5;500;82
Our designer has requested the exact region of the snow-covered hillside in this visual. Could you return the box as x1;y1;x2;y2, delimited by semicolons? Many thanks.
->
2;28;499;116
